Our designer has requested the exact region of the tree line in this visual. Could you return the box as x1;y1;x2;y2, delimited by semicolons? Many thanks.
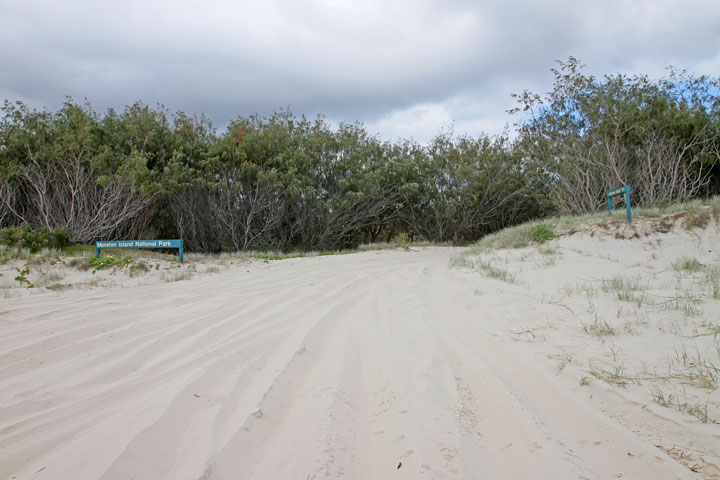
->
1;58;718;252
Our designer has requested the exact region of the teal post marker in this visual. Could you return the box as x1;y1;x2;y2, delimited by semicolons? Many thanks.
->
624;185;631;223
607;186;632;224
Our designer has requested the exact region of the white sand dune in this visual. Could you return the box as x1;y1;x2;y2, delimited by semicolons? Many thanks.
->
0;237;718;478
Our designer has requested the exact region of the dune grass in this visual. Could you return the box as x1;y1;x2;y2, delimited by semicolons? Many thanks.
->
466;196;720;255
453;195;720;426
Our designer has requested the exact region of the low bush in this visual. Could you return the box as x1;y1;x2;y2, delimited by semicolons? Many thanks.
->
530;224;555;244
87;254;131;271
0;224;71;252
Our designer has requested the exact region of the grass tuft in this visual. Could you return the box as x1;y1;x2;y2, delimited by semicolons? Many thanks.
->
530;224;555;244
672;256;704;273
682;205;711;230
474;260;516;283
652;390;716;423
704;265;720;299
583;318;616;337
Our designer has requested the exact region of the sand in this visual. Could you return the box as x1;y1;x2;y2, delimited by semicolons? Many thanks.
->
0;226;719;478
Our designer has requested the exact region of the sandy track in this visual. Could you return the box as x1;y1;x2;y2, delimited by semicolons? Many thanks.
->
0;248;700;479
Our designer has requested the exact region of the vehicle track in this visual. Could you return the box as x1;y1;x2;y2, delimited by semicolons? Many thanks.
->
0;248;700;479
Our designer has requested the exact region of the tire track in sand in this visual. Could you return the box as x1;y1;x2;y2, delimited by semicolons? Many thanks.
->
0;248;702;479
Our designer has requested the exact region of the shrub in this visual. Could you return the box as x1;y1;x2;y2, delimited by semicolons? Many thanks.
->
0;224;71;252
530;224;555;244
52;229;71;248
88;254;130;270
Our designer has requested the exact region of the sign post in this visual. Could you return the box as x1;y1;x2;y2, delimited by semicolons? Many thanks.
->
607;185;631;223
95;239;184;262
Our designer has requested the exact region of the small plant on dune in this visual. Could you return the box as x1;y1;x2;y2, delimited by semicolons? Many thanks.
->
581;302;617;338
670;347;719;390
602;276;647;307
654;291;703;317
87;254;131;272
602;276;642;293
562;281;598;297
617;290;648;308
698;319;720;338
530;224;555;244
652;389;715;423
682;301;703;317
581;308;616;338
129;260;150;276
538;244;559;256
682;206;711;230
66;256;92;271
582;318;617;338
164;270;195;282
548;350;574;373
709;196;720;221
589;363;635;386
14;266;33;288
672;256;704;273
472;220;561;250
35;268;65;288
475;260;516;283
704;265;720;299
511;323;555;340
0;245;30;264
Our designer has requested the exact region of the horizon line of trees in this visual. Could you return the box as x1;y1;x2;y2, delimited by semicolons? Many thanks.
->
1;58;718;252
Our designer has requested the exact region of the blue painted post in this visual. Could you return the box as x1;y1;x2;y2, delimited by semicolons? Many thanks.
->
179;239;184;263
625;185;632;223
96;246;100;258
606;186;632;223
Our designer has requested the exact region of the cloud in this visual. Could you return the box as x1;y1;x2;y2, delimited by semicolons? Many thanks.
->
1;0;718;142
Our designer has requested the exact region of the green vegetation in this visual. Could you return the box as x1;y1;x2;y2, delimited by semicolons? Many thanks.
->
0;102;543;252
513;57;720;215
457;200;720;426
88;254;131;271
602;276;643;294
2;58;717;253
0;224;70;252
530;224;555;244
562;281;598;297
683;206;712;230
582;317;616;338
601;276;648;307
590;364;635;386
652;390;715;423
705;265;720;299
471;221;561;250
672;256;704;273
14;266;33;288
472;260;516;283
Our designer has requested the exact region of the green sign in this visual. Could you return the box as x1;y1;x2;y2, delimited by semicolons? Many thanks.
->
95;239;184;262
607;185;631;223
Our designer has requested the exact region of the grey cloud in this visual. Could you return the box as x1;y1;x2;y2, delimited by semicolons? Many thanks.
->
1;0;718;142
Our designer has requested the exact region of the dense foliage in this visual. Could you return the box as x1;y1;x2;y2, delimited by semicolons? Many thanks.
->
512;57;720;214
1;59;718;252
0;224;70;252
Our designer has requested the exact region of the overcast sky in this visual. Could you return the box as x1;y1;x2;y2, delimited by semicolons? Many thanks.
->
1;0;718;143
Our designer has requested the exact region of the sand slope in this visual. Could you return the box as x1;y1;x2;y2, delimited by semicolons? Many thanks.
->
0;241;716;479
